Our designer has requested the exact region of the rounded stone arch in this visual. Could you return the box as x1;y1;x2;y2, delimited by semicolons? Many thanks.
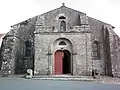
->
53;38;73;53
59;16;66;19
52;38;73;74
57;14;67;20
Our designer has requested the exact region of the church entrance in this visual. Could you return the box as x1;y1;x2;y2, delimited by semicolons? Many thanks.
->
54;50;71;74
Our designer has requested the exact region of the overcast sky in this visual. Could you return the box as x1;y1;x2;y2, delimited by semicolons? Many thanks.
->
0;0;120;36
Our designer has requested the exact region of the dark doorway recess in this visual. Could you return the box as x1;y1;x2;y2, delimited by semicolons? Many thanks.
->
63;50;71;74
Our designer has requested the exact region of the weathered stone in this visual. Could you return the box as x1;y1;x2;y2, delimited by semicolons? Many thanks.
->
0;4;119;77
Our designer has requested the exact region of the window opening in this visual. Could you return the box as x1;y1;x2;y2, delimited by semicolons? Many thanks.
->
25;41;32;57
59;41;66;45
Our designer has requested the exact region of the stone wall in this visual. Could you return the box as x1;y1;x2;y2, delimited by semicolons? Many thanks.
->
13;17;37;74
36;5;87;32
34;24;92;75
88;17;107;75
88;17;117;76
108;27;120;77
0;5;119;77
34;5;93;75
0;29;19;75
0;17;37;75
0;34;5;68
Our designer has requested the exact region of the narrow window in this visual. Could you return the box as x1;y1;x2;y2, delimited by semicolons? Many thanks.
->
59;16;66;31
60;21;66;31
93;41;100;59
25;41;31;57
59;41;66;45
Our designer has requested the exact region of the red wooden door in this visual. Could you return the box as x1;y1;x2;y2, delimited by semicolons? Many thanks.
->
54;51;64;74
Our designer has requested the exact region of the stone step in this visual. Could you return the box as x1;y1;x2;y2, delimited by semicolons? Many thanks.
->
33;78;96;81
32;75;101;81
33;75;92;78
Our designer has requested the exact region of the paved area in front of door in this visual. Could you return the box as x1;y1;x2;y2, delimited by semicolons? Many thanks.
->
0;77;120;90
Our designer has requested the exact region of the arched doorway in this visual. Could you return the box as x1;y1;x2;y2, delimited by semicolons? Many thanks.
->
63;50;71;74
54;50;71;74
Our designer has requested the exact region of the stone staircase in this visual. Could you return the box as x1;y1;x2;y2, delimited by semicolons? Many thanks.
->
32;75;101;81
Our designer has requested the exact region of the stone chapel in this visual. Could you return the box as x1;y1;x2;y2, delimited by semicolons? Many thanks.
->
0;4;120;77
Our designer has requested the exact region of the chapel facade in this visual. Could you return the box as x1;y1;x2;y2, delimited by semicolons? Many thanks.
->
0;4;120;77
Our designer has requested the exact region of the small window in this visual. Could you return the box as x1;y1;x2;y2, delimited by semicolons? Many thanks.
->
93;41;100;59
59;16;66;19
25;41;32;57
59;41;66;45
60;21;66;31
